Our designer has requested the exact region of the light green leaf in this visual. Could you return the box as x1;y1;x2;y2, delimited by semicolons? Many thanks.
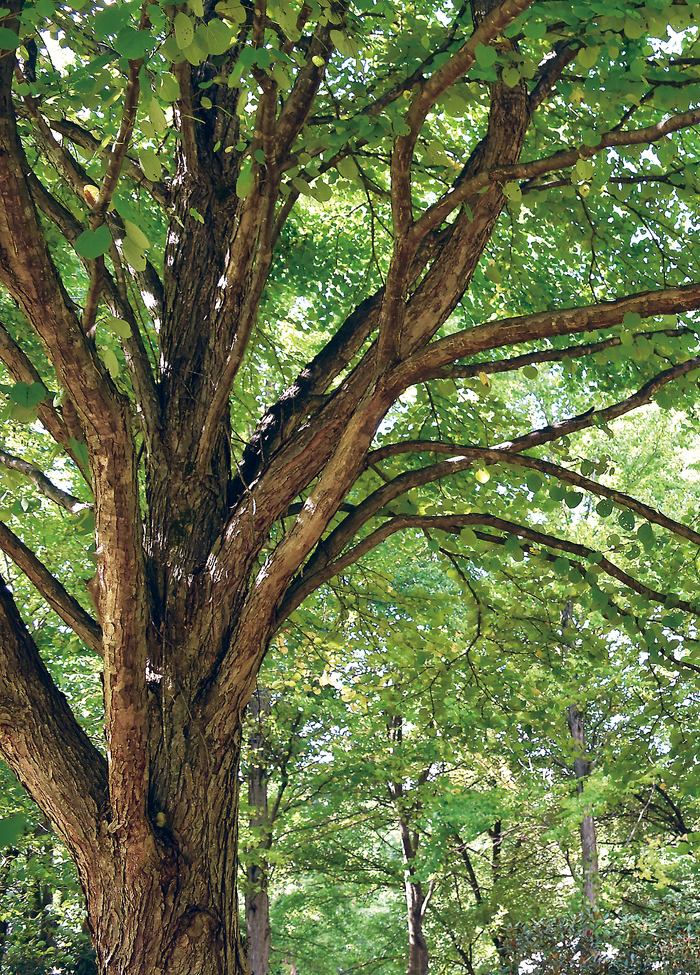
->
138;148;162;182
174;12;195;50
121;236;147;271
474;44;497;68
124;220;150;250
100;346;120;380
147;98;168;134
104;316;131;339
236;161;254;198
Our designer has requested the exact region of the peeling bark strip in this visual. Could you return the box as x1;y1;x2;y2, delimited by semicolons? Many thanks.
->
0;0;700;970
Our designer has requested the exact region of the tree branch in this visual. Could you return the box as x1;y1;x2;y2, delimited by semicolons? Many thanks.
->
0;573;107;863
398;282;700;386
367;443;700;547
0;522;102;655
0;448;89;513
278;510;699;623
411;104;700;240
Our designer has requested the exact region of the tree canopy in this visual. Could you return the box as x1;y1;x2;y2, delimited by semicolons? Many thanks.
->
1;0;700;971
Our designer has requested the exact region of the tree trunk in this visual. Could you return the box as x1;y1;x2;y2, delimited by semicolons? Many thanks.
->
405;872;430;975
245;689;272;975
389;717;431;975
568;703;600;911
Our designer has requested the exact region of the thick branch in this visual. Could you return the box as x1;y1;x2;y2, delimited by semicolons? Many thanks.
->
412;105;700;239
0;574;107;865
398;282;700;385
47;119;170;207
0;522;102;655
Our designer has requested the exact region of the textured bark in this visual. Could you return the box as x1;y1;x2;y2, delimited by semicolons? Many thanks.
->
245;690;272;975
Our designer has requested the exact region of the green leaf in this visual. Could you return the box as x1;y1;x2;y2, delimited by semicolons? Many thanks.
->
121;235;147;271
124;220;150;249
337;156;360;180
100;346;120;380
138;149;162;182
73;509;95;534
146;98;168;134
596;499;613;517
0;815;25;848
474;44;497;68
69;437;90;473
206;19;233;55
526;473;542;493
157;74;180;101
10;381;46;408
618;510;635;531
577;46;599;69
104;316;131;339
0;26;20;49
236;161;254;199
75;224;112;259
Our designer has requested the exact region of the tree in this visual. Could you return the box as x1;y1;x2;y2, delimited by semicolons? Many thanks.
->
2;0;700;971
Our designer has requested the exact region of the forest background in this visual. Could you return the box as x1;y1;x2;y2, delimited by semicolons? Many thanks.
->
2;0;700;972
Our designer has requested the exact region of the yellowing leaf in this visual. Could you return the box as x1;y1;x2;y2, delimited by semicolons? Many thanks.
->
124;220;150;250
104;316;131;339
138;149;162;182
174;12;194;49
475;469;490;484
147;98;168;134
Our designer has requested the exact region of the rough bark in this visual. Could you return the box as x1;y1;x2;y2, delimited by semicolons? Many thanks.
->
245;689;272;975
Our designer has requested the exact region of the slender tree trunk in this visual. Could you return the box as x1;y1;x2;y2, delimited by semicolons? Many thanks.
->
404;864;430;975
245;688;272;975
568;703;600;910
389;716;430;975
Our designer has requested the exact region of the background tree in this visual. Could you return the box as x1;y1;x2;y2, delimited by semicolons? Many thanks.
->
2;0;700;972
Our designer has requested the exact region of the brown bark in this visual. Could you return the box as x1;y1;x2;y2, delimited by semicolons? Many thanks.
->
561;604;600;912
245;689;272;975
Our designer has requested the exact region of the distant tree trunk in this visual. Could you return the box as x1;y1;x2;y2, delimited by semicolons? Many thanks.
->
389;716;431;975
560;602;600;910
567;702;600;910
404;851;430;975
245;688;272;975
